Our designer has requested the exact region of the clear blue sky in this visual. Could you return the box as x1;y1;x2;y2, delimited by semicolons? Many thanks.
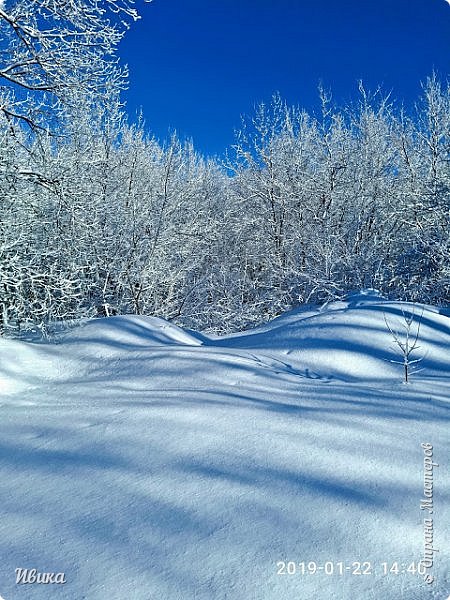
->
119;0;450;157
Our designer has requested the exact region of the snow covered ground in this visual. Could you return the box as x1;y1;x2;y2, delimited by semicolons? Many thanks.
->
0;291;449;600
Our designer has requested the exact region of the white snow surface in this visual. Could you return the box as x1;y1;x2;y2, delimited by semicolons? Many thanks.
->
0;293;449;599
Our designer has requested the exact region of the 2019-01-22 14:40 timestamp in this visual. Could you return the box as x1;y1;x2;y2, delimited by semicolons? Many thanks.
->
276;561;427;576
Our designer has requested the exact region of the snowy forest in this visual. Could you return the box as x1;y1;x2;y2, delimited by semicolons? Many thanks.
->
1;1;449;336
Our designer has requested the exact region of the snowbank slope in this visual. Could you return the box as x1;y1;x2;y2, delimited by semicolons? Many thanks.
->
0;293;449;600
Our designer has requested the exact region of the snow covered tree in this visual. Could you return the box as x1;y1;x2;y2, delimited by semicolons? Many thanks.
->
0;0;141;131
0;0;144;333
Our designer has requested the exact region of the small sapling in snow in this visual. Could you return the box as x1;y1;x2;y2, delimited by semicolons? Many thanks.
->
384;304;425;384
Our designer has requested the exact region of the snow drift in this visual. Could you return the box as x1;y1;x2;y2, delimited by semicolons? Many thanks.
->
0;292;449;600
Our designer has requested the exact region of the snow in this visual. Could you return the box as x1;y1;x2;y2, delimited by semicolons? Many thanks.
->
0;293;449;599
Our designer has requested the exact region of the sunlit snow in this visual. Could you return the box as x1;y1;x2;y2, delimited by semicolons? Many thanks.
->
0;292;449;599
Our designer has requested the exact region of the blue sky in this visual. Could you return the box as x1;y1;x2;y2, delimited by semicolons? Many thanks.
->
120;0;450;156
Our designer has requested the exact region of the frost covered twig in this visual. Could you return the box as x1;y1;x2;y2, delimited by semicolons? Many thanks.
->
384;305;425;383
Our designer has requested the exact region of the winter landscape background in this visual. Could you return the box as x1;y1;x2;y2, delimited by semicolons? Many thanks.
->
1;79;450;335
0;1;449;599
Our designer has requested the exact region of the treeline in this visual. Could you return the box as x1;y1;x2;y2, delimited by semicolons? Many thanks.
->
1;79;449;335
